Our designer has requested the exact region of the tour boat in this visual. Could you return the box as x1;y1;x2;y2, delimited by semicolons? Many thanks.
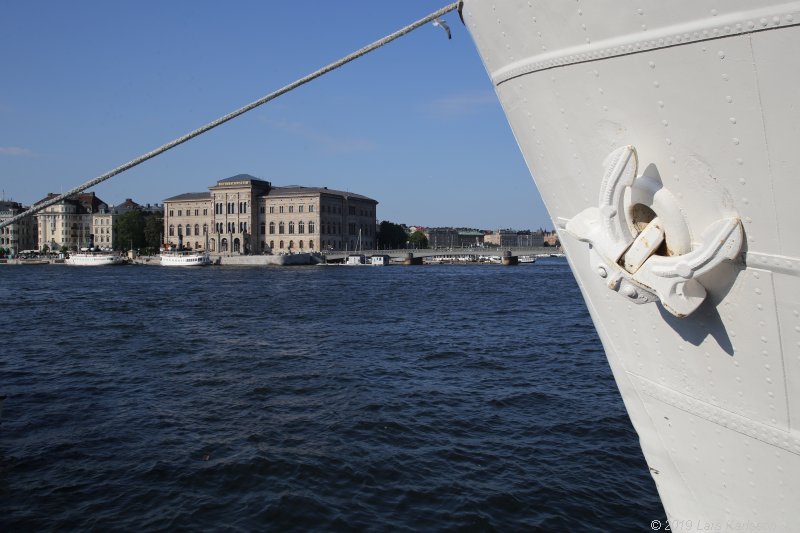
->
462;0;800;528
65;251;125;266
159;251;211;267
517;255;536;264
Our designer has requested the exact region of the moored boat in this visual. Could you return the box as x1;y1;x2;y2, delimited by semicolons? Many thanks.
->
159;251;211;266
65;251;125;266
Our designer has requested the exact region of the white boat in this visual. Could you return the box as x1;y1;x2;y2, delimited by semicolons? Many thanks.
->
518;255;536;264
160;251;211;266
463;0;800;528
65;252;125;266
370;255;390;266
344;254;366;266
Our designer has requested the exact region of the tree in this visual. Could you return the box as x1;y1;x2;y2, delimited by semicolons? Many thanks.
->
143;214;164;252
115;210;146;251
376;221;408;249
408;230;428;249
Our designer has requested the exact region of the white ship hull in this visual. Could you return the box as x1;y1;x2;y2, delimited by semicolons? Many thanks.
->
463;1;800;529
159;252;211;267
65;253;124;266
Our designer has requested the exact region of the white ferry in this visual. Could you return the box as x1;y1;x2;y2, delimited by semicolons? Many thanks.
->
463;0;800;528
65;252;125;266
159;251;211;267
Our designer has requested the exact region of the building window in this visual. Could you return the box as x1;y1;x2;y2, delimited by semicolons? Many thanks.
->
279;222;285;234
279;240;284;249
194;209;199;216
309;221;315;234
299;205;304;213
203;209;208;216
169;210;174;216
194;224;200;235
270;240;274;249
260;206;265;214
178;210;182;216
309;239;314;249
169;225;174;236
203;224;208;235
289;206;294;213
269;222;275;234
299;240;304;249
269;206;274;214
279;206;284;214
309;205;314;213
298;221;305;234
288;221;294;234
186;224;192;236
260;222;265;235
288;240;294;249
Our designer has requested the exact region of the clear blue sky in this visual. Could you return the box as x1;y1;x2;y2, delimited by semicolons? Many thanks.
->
0;1;550;230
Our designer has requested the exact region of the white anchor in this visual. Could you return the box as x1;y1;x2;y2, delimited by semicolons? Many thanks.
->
564;145;743;318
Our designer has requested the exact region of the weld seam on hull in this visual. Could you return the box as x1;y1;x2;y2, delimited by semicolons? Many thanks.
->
630;373;800;456
491;3;800;85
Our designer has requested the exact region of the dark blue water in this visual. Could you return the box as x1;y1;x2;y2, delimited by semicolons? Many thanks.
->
1;258;663;531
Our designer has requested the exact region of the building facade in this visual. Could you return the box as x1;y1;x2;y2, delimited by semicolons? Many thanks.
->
483;229;545;247
35;192;109;251
0;201;37;255
163;174;378;253
426;227;486;248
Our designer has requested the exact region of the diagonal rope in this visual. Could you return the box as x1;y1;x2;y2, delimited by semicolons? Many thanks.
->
1;2;461;229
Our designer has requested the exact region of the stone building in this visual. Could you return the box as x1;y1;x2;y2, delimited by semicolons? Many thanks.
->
163;174;378;254
34;192;108;251
0;201;37;255
484;229;545;247
426;227;485;248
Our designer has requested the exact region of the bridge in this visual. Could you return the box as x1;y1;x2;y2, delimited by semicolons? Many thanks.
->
320;246;562;262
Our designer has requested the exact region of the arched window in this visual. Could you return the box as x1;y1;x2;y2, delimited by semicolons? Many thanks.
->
194;224;200;235
233;238;240;253
309;221;315;233
288;240;294;249
279;240;284;249
309;239;314;249
288;221;295;234
221;238;228;252
279;222;285;234
195;241;200;250
269;222;275;234
298;221;305;234
185;224;191;236
210;239;216;251
270;240;274;249
203;224;208;235
299;240;304;249
169;225;174;236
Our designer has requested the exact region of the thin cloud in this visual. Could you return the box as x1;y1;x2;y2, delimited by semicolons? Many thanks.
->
0;146;34;157
266;119;377;154
429;91;499;116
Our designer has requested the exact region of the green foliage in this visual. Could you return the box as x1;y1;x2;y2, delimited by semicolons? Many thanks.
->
376;221;408;249
144;214;163;250
408;230;428;249
115;210;146;251
41;244;49;253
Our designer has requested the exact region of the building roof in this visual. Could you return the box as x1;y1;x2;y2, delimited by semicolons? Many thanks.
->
268;186;377;203
217;174;268;184
163;192;212;202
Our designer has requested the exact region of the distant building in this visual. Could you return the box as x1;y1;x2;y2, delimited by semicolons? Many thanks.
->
163;174;378;253
34;192;109;251
0;201;37;255
426;227;485;248
484;229;544;247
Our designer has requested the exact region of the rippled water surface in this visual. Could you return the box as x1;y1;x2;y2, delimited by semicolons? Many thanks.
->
1;259;664;531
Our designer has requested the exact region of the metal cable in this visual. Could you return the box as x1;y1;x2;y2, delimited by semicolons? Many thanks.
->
1;2;461;229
